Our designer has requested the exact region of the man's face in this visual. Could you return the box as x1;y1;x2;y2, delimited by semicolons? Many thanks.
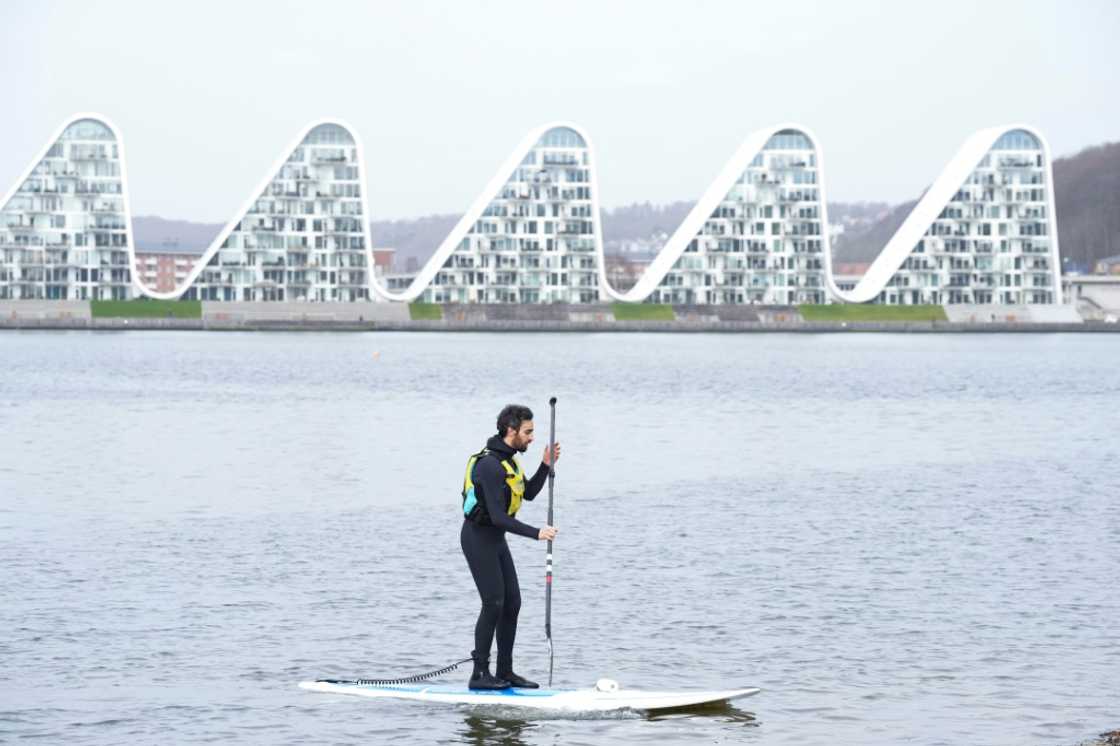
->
508;420;534;452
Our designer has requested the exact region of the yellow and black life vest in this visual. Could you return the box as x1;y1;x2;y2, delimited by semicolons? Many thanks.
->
462;448;525;523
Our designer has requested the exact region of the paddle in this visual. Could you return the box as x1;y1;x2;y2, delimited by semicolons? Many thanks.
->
545;396;557;687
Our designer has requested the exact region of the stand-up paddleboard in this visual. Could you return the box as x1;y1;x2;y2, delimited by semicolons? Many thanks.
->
298;679;760;713
301;402;763;714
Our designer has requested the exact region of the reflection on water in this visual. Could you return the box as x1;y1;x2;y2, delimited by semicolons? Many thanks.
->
457;703;756;746
458;714;538;746
645;700;759;725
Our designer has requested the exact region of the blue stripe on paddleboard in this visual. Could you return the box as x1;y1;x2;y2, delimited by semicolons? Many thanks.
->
344;684;563;698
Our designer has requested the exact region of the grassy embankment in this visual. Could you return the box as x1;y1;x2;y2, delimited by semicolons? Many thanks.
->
90;299;202;319
408;302;443;321
797;304;947;322
612;303;676;321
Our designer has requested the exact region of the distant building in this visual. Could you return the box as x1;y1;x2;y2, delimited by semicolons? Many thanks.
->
830;262;871;293
1094;254;1120;275
135;248;203;293
832;262;871;276
607;235;667;258
371;247;395;277
603;254;649;293
382;272;416;292
1063;275;1120;316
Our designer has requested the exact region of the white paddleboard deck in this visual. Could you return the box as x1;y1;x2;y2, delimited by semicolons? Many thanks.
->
299;680;760;712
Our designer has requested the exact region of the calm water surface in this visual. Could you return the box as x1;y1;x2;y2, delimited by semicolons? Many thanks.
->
1;331;1117;745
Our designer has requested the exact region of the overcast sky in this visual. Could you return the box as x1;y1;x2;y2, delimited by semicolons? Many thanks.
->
2;0;1117;222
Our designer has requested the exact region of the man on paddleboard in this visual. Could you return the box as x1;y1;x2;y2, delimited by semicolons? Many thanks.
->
461;404;560;690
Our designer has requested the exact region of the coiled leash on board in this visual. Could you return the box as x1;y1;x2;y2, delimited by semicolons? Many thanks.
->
316;657;473;686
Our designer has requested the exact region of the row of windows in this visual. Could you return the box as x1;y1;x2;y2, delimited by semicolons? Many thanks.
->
991;130;1041;150
763;131;813;151
17;180;123;195
537;127;585;148
61;120;114;141
303;124;355;145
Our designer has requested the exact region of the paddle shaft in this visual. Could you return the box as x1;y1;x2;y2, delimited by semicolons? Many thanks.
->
545;396;556;686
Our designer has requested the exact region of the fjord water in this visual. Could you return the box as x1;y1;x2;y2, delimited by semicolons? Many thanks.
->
1;330;1117;745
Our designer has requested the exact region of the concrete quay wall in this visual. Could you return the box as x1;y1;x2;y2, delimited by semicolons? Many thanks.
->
0;301;1116;332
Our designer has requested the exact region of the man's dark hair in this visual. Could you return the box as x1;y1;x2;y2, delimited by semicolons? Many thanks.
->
497;404;534;436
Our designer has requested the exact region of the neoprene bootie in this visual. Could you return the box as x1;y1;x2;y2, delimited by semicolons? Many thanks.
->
468;653;510;690
497;670;539;689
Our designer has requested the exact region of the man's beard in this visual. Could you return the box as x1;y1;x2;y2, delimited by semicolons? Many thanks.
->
514;437;530;453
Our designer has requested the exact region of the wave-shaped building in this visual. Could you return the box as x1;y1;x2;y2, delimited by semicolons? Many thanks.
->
610;126;828;305
0;115;135;300
161;120;373;302
373;123;602;304
0;115;1064;306
826;126;1061;305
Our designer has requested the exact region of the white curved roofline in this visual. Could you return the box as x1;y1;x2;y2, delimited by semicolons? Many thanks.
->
609;123;822;302
824;124;1062;304
138;118;375;300
0;112;145;299
369;121;601;302
1;112;127;210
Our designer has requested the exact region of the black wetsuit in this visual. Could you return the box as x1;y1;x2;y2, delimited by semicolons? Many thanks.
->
461;435;550;675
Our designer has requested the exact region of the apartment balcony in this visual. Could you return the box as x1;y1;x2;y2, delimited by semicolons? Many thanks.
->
542;154;579;166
